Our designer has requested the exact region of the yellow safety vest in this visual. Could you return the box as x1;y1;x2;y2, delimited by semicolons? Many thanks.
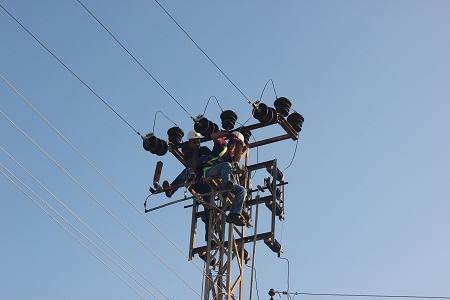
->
203;146;228;177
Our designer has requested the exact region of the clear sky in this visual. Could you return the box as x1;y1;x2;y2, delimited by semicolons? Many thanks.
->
1;1;450;299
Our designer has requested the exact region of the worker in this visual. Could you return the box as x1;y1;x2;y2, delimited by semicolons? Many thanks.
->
162;130;210;197
200;131;247;226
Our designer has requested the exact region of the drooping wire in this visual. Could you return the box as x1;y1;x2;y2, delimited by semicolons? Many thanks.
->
151;0;253;106
282;137;300;173
0;4;142;137
152;110;180;133
0;147;169;300
1;75;213;287
278;256;290;297
202;96;224;116
76;0;195;121
0;168;149;300
0;109;203;299
246;265;260;300
259;79;278;101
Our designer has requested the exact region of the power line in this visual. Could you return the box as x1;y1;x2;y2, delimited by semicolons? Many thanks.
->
76;0;195;121
0;109;203;299
0;3;141;137
0;168;148;300
1;73;214;285
0;147;169;300
151;0;253;106
272;291;450;300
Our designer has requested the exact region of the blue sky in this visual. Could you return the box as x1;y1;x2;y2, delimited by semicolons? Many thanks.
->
1;1;450;299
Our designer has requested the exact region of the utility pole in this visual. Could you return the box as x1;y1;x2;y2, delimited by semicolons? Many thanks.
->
143;97;304;300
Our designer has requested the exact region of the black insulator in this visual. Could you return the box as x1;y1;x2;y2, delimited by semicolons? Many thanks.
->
287;112;304;133
210;121;220;135
203;120;218;136
194;117;210;135
269;289;276;297
142;134;158;152
142;134;168;156
266;166;284;181
155;140;168;156
220;110;238;130
194;117;219;137
264;238;282;253
151;138;165;155
265;200;283;216
274;97;292;117
167;126;184;145
265;177;283;200
260;107;278;124
252;103;269;122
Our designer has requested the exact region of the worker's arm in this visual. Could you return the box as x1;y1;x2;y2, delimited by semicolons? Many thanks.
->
210;130;227;140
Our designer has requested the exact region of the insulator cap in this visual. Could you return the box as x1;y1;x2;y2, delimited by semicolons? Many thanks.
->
194;116;219;137
167;126;184;144
266;166;284;182
274;97;292;117
142;134;168;156
252;102;268;121
287;112;304;132
220;109;238;130
252;103;278;124
264;238;282;253
265;200;283;216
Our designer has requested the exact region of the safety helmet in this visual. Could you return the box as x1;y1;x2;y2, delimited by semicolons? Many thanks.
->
228;131;245;144
187;130;202;140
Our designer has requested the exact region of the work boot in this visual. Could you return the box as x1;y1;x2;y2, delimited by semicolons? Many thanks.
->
162;180;173;198
226;213;245;226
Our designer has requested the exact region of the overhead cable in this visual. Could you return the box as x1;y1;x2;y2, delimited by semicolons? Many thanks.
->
0;4;141;137
0;109;202;299
273;291;450;300
151;0;253;106
0;147;168;300
76;0;195;121
1;74;213;284
0;168;148;300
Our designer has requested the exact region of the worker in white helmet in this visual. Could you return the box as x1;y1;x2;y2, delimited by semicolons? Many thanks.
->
200;130;247;226
162;130;210;197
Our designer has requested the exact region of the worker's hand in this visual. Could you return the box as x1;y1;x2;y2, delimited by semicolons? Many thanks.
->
187;172;196;182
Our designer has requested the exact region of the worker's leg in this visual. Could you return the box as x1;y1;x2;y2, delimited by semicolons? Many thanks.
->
163;167;188;197
225;183;247;226
204;162;234;184
229;183;246;215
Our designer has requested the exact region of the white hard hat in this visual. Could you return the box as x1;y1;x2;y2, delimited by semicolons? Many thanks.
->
187;130;202;140
228;131;245;144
